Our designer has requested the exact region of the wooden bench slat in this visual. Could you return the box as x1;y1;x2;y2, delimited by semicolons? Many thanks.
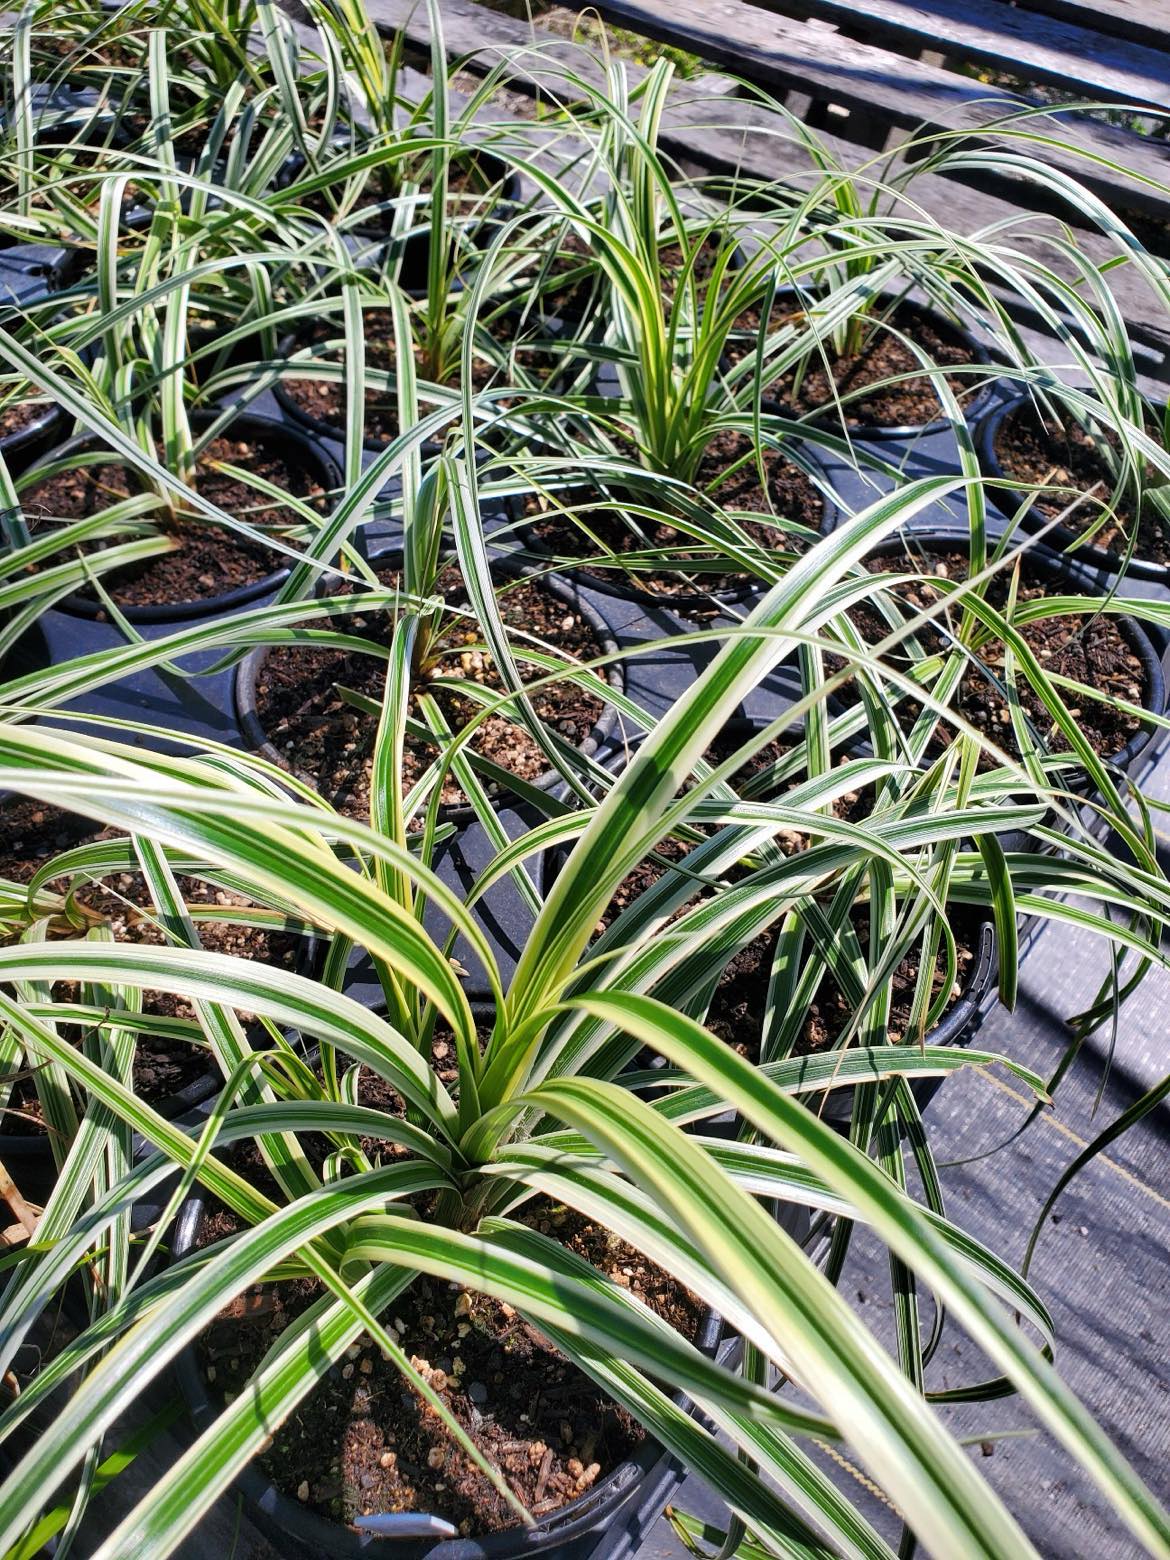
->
747;0;1170;114
550;0;1170;217
999;0;1170;56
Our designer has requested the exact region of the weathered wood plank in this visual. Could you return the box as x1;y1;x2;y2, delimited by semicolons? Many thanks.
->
551;0;1170;217
746;0;1170;115
1004;0;1170;56
359;0;880;188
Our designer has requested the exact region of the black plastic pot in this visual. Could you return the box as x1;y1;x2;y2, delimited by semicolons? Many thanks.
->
171;1182;721;1560
859;525;1166;782
511;442;840;617
0;1053;218;1207
273;308;549;463
0;242;71;304
0;397;65;474
0;87;111;253
747;287;1000;442
234;547;625;826
272;324;447;460
24;410;341;622
976;393;1170;585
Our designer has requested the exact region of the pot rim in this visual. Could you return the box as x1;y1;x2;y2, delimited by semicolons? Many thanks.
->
234;545;626;828
0;240;70;286
0;397;65;469
272;308;551;462
276;145;521;307
22;410;342;623
975;391;1170;585
271;330;449;459
0;795;324;1161
815;913;998;1126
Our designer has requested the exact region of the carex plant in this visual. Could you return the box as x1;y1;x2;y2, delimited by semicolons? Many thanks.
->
0;10;1169;1560
0;22;365;596
719;96;1170;467
542;58;791;486
1;477;1170;1556
478;57;836;599
1;0;291;251
273;0;538;397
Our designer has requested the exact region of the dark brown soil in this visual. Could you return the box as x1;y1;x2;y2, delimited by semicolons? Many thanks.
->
0;800;305;1131
23;456;136;522
536;231;597;321
280;315;401;442
526;431;823;600
0;799;96;887
729;299;981;429
840;546;1148;763
23;434;327;607
198;1195;702;1537
705;904;984;1059
598;835;697;932
658;234;727;302
40;26;149;67
251;563;608;816
992;402;1170;567
281;310;553;445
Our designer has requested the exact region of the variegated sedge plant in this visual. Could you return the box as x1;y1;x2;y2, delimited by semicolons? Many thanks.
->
0;333;176;651
0;16;1168;1557
18;0;274;126
0;2;141;252
273;0;546;395
434;49;1170;597
490;56;999;599
0;0;291;250
0;472;1169;1556
1;0;512;536
709;90;1170;471
0;27;320;561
